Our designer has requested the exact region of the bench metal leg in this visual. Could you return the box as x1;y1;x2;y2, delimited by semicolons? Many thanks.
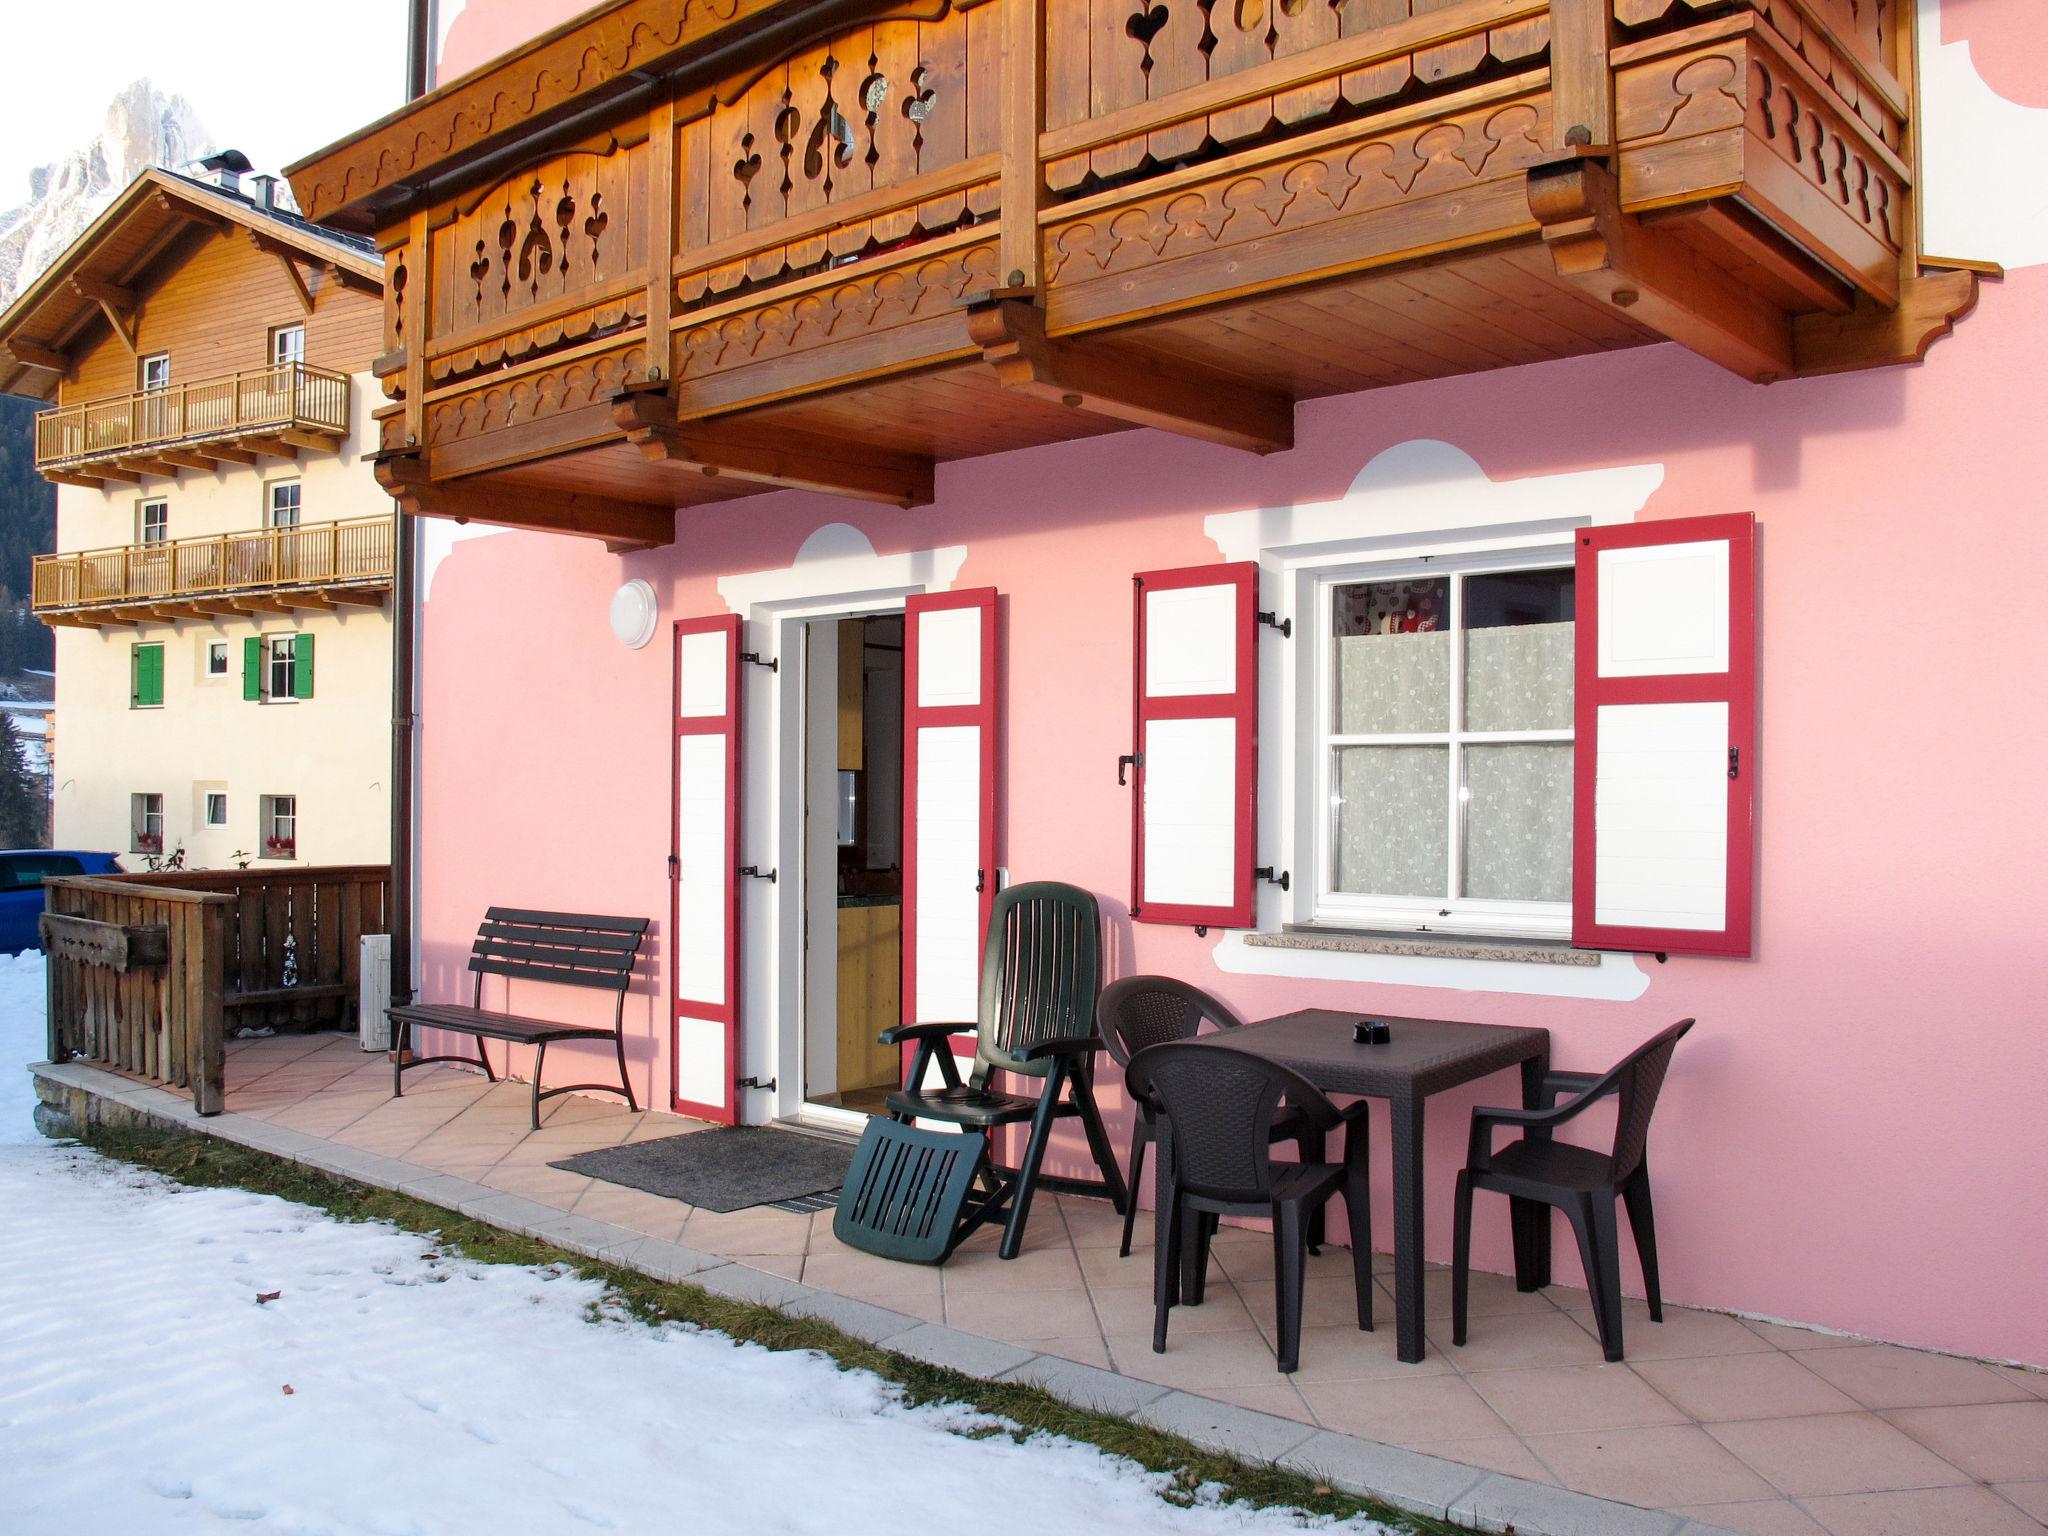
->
531;1040;548;1132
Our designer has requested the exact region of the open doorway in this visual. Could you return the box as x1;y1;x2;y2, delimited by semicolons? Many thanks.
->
800;614;905;1118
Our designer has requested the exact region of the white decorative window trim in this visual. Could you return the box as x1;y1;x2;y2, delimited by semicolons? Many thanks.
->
716;522;966;616
1203;439;1666;999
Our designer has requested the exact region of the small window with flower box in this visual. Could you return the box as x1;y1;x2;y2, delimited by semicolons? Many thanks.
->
260;794;296;860
131;792;164;856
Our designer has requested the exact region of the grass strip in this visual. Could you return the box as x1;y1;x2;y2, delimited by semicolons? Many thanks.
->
76;1121;1477;1534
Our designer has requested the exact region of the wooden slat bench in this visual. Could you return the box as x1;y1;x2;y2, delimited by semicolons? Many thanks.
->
387;907;649;1130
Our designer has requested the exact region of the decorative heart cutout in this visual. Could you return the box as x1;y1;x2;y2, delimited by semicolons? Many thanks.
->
1126;3;1170;50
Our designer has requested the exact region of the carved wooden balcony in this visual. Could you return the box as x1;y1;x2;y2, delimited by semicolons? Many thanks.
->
35;361;352;489
284;0;1979;550
33;516;393;629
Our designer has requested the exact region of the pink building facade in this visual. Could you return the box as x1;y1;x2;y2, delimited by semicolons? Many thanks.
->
411;0;2048;1369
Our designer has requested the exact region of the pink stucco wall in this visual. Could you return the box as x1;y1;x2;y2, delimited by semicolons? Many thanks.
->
416;2;2048;1368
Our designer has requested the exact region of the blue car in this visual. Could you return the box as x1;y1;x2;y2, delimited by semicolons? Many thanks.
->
0;850;124;954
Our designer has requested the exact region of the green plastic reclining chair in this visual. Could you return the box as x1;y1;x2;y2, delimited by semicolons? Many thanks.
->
833;881;1129;1263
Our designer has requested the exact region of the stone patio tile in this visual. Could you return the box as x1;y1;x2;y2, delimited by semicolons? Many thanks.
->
1741;1319;1869;1351
884;1322;1039;1378
1800;1485;2048;1536
1134;1390;1319;1463
1792;1345;2033;1411
1880;1401;2048;1483
478;1162;595;1206
1298;1372;1516;1447
692;1261;813;1309
721;1252;805;1280
1993;1481;2048;1521
1057;1195;1140;1249
1380;1266;1562;1321
943;1283;1103;1344
456;1191;581;1240
567;1182;692;1241
1705;1413;1971;1497
799;1251;944;1325
996;1354;1171;1417
1428;1309;1613;1372
1285;1322;1457;1383
1233;1274;1375;1334
1406;1435;1560;1485
1468;1362;1691;1436
939;1244;1085;1295
1990;1365;2048;1400
1277;1430;1489;1522
1092;1277;1260;1337
594;1236;726;1282
1456;1475;1687;1536
1214;1237;1392;1286
1031;1334;1115;1370
1104;1324;1282;1389
1663;1501;1829;1536
1559;1304;1782;1363
680;1206;813;1258
395;1171;488;1210
1530;1424;1779;1508
1077;1242;1219;1290
1631;1353;1863;1423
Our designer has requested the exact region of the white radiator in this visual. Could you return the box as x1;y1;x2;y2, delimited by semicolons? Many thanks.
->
358;933;392;1051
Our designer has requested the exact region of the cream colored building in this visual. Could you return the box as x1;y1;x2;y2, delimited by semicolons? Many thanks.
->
0;161;392;870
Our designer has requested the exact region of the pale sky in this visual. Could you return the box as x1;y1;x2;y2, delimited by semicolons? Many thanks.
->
0;0;411;207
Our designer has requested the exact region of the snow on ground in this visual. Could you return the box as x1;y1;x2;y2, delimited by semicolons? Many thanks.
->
0;953;1388;1536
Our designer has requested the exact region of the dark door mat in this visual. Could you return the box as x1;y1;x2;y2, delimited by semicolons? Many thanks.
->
551;1127;855;1214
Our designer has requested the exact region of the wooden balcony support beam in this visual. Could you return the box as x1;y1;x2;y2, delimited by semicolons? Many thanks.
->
1792;266;1983;377
614;387;936;508
967;297;1295;456
325;587;391;607
1527;151;1794;385
239;437;301;461
8;340;70;375
114;455;184;479
275;429;342;453
184;601;246;620
46;470;119;490
1647;204;1855;318
375;450;674;552
154;449;220;472
189;444;258;467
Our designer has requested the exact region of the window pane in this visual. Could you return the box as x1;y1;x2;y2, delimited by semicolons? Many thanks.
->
1332;578;1449;734
1333;745;1448;897
1463;568;1575;731
1464;743;1573;901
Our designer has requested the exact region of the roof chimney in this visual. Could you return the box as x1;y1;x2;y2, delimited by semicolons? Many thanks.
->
196;148;253;196
250;174;281;212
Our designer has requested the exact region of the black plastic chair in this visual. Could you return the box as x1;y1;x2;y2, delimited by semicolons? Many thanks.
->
875;881;1128;1261
1452;1018;1694;1363
1100;975;1330;1260
1126;1041;1371;1374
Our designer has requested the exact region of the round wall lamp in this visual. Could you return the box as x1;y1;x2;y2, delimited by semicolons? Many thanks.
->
608;579;658;650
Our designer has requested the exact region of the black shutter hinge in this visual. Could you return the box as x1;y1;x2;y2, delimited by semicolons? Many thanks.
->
1728;747;1740;781
1256;610;1292;639
737;1075;777;1092
667;854;679;877
740;651;778;672
1255;866;1291;892
739;865;777;883
1117;751;1143;786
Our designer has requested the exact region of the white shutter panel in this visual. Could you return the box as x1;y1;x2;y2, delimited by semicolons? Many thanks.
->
672;615;741;1121
1574;514;1756;957
1130;562;1259;929
903;589;997;1027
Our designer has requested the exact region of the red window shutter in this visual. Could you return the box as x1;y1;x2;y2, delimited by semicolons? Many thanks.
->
1129;562;1259;930
902;588;999;1031
1573;514;1756;957
672;614;742;1122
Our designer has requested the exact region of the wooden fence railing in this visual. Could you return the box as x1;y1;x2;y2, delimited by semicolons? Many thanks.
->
32;516;394;613
43;865;392;1115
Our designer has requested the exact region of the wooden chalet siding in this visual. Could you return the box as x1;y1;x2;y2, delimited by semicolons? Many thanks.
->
64;231;381;406
293;0;1965;542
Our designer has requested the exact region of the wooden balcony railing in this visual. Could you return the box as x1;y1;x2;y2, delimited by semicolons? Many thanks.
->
34;361;351;476
32;516;393;624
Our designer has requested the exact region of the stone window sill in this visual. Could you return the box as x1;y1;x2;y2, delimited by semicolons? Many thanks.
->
1240;927;1603;967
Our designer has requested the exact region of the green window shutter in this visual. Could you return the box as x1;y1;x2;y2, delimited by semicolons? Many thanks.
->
131;644;163;707
292;633;315;699
244;636;263;701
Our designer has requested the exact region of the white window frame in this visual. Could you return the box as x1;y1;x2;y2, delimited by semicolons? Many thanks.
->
261;794;297;859
131;792;164;853
204;792;229;829
267;480;302;528
1280;536;1578;943
266;634;298;702
205;640;229;679
270;324;305;367
137;500;168;546
138;353;170;392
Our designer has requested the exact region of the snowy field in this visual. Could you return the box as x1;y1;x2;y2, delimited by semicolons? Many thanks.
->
0;952;1389;1536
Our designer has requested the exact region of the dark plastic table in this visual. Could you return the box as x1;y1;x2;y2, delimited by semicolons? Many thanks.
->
1157;1008;1553;1363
